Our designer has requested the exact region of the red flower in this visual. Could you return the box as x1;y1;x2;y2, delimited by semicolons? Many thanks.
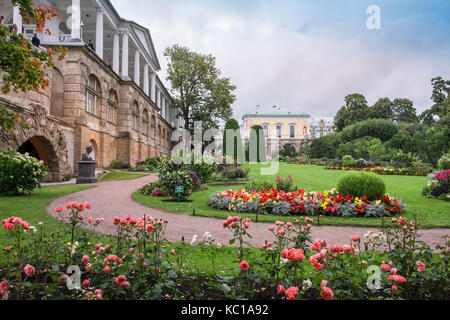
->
239;260;249;270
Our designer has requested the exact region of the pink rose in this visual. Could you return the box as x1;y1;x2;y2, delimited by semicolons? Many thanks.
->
23;264;35;277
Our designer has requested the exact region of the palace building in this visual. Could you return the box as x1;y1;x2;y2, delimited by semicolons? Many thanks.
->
0;0;182;181
242;106;334;153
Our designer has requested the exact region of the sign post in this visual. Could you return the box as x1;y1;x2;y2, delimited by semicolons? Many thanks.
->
175;186;184;209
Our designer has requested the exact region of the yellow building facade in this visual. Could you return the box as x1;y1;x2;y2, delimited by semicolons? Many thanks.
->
242;106;312;152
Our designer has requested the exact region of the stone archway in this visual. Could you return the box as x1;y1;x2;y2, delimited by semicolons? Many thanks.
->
0;104;71;182
17;136;61;182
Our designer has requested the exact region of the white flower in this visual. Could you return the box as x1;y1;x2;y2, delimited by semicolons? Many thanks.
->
190;234;198;246
29;226;37;233
202;232;214;242
38;222;44;225
302;279;313;290
217;243;222;249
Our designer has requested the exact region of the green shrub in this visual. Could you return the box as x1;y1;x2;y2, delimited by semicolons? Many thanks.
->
0;150;48;196
246;180;275;192
135;157;163;171
223;118;244;163
247;125;266;163
340;119;398;143
391;150;418;168
109;161;130;170
337;171;386;200
438;152;450;170
280;144;297;157
221;165;250;180
276;175;297;192
158;158;194;199
159;170;193;200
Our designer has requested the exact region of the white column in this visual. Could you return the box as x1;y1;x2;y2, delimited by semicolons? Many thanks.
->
143;64;149;96
150;72;156;103
112;31;120;74
13;5;22;34
156;89;161;112
71;0;81;41
134;50;140;86
121;31;129;79
95;8;104;59
163;98;167;120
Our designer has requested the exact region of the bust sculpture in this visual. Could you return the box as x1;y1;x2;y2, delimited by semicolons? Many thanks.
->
81;145;94;161
77;145;97;184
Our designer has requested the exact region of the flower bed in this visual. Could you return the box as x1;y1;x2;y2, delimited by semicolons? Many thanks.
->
1;202;448;300
208;188;406;218
324;166;431;177
422;170;450;201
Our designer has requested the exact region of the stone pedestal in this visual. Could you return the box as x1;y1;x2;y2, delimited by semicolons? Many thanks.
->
76;161;97;184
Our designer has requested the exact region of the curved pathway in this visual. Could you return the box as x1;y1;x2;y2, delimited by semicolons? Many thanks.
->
47;174;450;248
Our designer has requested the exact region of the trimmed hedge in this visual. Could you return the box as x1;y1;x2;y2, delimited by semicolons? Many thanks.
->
337;171;386;201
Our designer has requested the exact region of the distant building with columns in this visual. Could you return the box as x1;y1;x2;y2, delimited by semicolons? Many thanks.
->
241;106;335;154
0;0;183;181
242;106;312;153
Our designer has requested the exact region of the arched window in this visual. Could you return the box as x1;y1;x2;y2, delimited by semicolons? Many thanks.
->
107;89;118;124
86;75;101;116
131;101;139;131
142;109;149;135
303;126;308;136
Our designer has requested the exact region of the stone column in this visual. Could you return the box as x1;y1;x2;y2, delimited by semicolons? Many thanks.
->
150;72;156;103
71;0;81;41
143;64;149;96
112;31;120;74
134;50;140;86
95;8;104;59
13;5;22;34
121;31;129;79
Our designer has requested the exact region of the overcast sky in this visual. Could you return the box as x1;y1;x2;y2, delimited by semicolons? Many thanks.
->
110;0;450;120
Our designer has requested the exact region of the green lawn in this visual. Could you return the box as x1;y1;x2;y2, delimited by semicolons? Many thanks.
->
0;184;265;273
100;171;149;182
0;185;99;261
133;163;450;228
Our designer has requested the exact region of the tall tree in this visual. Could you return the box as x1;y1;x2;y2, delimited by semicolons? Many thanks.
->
392;98;418;123
334;93;370;131
420;77;450;126
248;125;266;163
0;0;65;132
370;97;394;120
164;45;236;133
222;118;244;163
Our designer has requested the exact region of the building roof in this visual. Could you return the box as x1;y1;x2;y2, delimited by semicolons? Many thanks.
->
242;107;310;119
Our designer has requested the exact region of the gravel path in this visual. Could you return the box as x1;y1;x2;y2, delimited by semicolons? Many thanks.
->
46;174;450;248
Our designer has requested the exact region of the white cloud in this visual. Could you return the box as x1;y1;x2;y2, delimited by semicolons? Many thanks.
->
111;0;450;120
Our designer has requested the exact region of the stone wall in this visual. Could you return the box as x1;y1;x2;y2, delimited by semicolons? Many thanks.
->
0;45;173;181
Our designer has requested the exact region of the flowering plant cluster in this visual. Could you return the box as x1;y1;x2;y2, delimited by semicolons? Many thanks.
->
325;165;431;177
209;188;406;218
422;170;450;201
0;203;447;301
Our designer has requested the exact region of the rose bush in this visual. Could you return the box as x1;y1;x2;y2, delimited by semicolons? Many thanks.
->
0;202;448;300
